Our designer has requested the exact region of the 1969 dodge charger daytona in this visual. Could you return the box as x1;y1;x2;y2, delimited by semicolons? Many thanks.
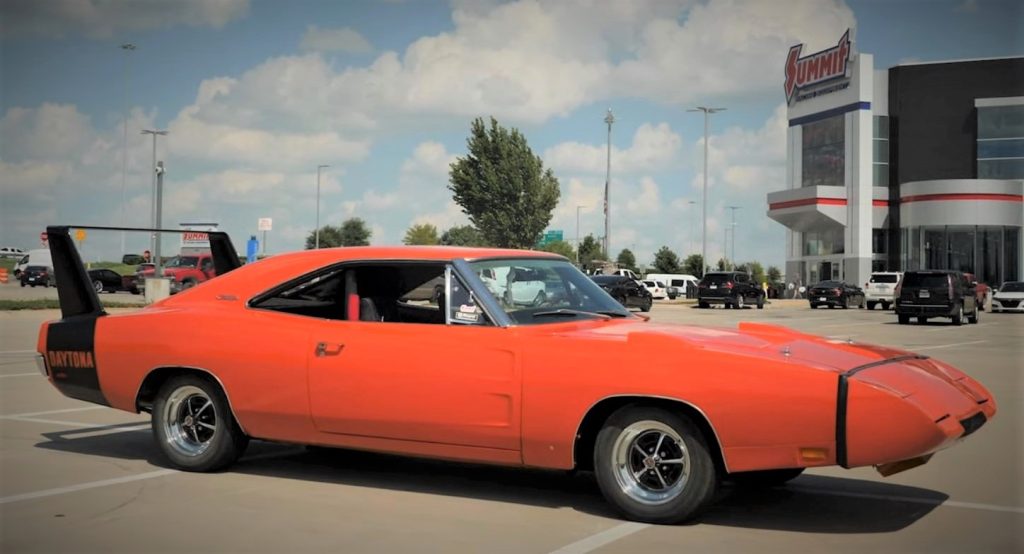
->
37;226;996;524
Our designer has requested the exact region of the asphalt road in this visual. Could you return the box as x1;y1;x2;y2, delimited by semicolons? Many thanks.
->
1;302;1021;553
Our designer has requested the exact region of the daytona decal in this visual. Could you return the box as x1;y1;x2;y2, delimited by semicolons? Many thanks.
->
785;29;852;104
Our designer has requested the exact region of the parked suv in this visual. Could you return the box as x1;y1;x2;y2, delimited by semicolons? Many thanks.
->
591;275;653;312
697;271;765;309
864;272;902;310
895;270;979;325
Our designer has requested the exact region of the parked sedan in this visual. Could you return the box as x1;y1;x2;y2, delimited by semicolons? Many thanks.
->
808;280;866;309
87;268;135;293
591;275;653;312
641;280;667;300
991;281;1024;313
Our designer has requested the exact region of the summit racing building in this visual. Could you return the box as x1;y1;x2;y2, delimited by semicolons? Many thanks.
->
767;30;1022;288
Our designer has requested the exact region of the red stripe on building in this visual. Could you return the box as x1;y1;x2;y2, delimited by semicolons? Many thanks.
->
901;193;1023;203
769;198;890;210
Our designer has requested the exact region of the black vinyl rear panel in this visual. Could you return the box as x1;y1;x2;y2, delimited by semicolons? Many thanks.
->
45;315;109;406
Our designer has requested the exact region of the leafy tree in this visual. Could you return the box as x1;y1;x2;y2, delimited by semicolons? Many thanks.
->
403;223;440;245
616;248;637;272
716;258;733;271
652;246;681;274
306;225;342;249
448;117;560;248
440;225;486;247
306;220;371;249
767;265;782;284
577;234;606;269
743;261;766;285
682;254;704;276
540;239;575;260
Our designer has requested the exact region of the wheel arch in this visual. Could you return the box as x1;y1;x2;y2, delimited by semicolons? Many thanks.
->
135;366;247;434
572;395;728;474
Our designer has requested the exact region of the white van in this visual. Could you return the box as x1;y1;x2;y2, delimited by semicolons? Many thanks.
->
646;273;699;299
14;249;52;277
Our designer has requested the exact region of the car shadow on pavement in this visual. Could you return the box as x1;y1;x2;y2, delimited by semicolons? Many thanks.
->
36;429;945;533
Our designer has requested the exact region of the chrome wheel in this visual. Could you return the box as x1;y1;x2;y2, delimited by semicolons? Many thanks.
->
162;385;217;457
92;280;103;293
611;420;690;505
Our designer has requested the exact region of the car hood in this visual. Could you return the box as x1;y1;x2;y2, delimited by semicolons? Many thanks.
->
552;319;912;374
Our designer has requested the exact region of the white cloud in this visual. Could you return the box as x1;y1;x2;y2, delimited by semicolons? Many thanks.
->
300;26;373;53
544;122;683;174
625;177;662;216
0;0;250;39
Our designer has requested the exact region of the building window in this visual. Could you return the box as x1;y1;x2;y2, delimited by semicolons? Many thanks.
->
872;228;888;254
906;225;1020;285
802;227;845;256
978;105;1024;179
872;116;889;186
802;115;845;187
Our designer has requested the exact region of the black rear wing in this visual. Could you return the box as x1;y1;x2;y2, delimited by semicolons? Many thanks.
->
46;225;241;319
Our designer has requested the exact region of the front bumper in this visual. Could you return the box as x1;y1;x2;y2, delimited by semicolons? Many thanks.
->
991;299;1024;312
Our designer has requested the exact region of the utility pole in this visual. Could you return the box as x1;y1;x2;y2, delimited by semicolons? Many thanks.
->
119;43;136;255
603;108;615;258
315;164;329;249
576;205;587;265
726;205;741;265
141;129;167;254
154;161;165;278
688;106;726;276
687;199;697;258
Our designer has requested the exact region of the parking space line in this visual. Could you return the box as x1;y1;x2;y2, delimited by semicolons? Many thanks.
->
3;416;148;433
0;469;178;505
790;485;1024;514
548;522;649;554
904;340;988;351
0;406;105;418
818;321;887;329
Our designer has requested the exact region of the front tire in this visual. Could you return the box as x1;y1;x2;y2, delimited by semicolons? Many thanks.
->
152;375;248;472
594;407;717;524
968;305;979;324
756;295;764;309
92;280;104;293
640;297;652;313
735;295;745;310
952;303;964;326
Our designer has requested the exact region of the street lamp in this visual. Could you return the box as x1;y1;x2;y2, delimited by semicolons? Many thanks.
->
141;129;167;253
576;205;588;264
119;43;136;255
603;108;615;258
726;205;741;264
315;164;329;249
687;106;726;276
687;199;697;257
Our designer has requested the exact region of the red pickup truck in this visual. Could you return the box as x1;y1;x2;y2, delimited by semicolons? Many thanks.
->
137;253;217;293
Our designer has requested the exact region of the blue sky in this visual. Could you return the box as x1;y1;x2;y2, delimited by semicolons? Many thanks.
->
1;0;1020;267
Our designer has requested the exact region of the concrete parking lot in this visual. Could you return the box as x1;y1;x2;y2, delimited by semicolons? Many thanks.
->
1;300;1021;553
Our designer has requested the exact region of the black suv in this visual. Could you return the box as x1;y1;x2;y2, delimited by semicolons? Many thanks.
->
697;271;764;309
591;275;653;312
895;270;979;325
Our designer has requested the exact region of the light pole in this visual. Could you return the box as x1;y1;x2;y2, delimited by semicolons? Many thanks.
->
119;43;136;255
315;164;329;249
141;129;167;253
688;106;726;276
576;205;587;265
154;161;165;278
726;205;740;264
687;199;697;257
603;108;615;258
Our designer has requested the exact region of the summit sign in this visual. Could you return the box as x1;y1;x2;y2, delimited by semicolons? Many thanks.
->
784;29;852;105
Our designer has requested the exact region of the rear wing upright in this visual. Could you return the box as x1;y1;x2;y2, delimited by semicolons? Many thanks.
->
46;225;242;319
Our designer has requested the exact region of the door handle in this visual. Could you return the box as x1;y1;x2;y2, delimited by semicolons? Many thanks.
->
315;342;344;357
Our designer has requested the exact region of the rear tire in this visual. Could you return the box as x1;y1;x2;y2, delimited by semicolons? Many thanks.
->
881;301;891;310
968;306;979;324
898;314;910;324
918;316;928;324
735;295;745;310
810;303;818;309
152;375;249;472
594;407;717;524
92;280;104;293
641;297;652;313
698;301;709;309
867;301;877;310
952;303;963;326
756;295;764;309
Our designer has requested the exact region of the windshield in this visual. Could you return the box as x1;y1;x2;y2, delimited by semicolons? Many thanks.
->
166;256;199;268
1000;281;1024;292
468;258;631;324
903;273;950;288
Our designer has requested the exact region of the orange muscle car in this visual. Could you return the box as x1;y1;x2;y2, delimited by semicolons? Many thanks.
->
37;226;996;524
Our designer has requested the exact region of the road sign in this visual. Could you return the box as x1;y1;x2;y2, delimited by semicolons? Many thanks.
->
539;230;563;246
258;217;273;231
74;229;87;242
40;232;47;242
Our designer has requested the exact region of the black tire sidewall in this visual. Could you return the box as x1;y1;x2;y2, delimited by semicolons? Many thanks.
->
152;374;248;472
593;407;717;524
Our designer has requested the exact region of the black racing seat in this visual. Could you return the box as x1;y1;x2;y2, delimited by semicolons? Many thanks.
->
359;297;382;322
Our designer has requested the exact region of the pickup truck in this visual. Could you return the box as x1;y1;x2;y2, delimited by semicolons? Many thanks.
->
137;253;217;293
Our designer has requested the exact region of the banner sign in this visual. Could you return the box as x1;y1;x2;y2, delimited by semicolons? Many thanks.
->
785;29;852;105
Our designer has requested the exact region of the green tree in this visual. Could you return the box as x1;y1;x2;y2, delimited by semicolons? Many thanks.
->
540;239;575;260
306;220;370;249
716;258;733;271
652;246;681;274
682;254;704;276
448;117;560;248
440;225;486;246
767;265;782;284
577;234;605;268
616;248;637;272
403;223;440;245
743;261;766;285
